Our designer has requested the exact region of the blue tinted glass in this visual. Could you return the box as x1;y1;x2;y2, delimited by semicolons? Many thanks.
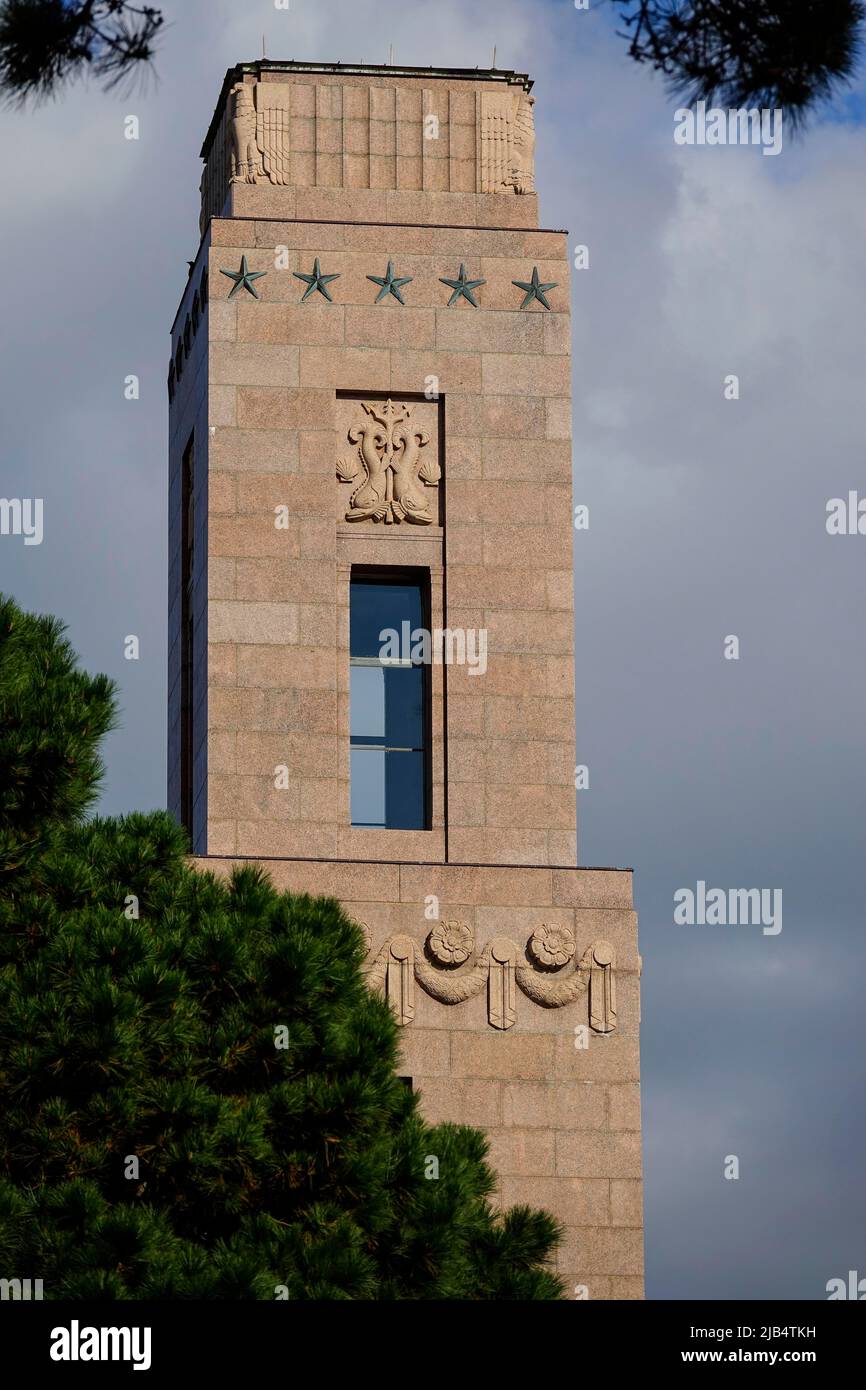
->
350;749;424;829
351;747;386;827
350;581;424;658
350;665;385;740
384;666;424;748
385;750;425;829
350;578;428;829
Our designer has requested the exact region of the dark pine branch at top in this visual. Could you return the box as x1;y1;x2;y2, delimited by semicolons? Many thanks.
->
609;0;865;125
0;0;164;106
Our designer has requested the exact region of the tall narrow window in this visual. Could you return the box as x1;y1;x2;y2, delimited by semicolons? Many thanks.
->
350;575;430;830
180;434;195;837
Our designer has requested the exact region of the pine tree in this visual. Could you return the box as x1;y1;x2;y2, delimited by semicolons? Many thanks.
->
0;595;563;1299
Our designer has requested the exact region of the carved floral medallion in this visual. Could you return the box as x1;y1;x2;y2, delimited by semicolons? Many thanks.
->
528;923;575;970
428;921;473;966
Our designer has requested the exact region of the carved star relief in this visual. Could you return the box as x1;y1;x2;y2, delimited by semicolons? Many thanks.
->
367;261;413;304
439;263;486;307
293;257;341;302
513;266;558;310
219;255;267;299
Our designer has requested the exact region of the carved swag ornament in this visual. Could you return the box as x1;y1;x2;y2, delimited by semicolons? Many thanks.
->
337;399;440;525
364;923;617;1032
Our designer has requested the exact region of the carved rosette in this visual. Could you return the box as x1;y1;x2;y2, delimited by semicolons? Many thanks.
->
428;921;473;966
528;923;575;970
365;927;618;1032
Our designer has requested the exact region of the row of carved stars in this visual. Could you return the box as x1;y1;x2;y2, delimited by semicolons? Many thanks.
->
220;257;558;309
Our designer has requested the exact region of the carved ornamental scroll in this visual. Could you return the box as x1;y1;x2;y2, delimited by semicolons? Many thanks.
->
363;924;618;1033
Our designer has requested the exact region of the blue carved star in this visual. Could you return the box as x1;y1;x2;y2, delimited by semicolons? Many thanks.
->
293;257;341;302
513;266;558;310
220;255;266;299
367;260;413;304
439;263;486;307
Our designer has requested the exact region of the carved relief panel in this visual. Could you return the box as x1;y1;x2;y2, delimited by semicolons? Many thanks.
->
336;396;442;527
229;81;291;186
479;89;536;194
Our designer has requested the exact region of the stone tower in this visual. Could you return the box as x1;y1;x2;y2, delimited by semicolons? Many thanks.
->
167;60;643;1299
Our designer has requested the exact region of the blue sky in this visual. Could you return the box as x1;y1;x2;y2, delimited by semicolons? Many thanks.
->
2;0;866;1299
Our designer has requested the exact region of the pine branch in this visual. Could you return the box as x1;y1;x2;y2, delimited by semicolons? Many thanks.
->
0;0;164;106
609;0;866;124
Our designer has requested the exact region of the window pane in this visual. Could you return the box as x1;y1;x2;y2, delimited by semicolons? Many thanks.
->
349;576;429;830
385;750;425;830
351;747;386;827
350;665;385;740
384;666;424;748
350;581;423;659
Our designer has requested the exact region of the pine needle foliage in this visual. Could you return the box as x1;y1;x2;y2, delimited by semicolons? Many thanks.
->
611;1;865;125
0;595;563;1299
0;0;163;106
